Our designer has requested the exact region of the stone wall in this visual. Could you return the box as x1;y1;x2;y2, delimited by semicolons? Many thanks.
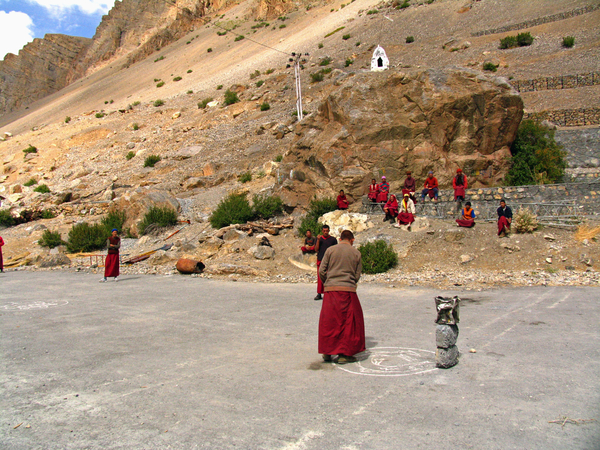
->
471;4;600;37
555;128;600;169
511;73;600;93
523;108;600;127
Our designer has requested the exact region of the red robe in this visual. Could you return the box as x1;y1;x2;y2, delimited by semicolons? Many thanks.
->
456;207;475;227
453;174;468;200
376;182;389;203
368;184;379;201
337;194;349;210
383;197;398;217
398;199;415;225
104;236;120;278
319;291;366;356
0;236;4;271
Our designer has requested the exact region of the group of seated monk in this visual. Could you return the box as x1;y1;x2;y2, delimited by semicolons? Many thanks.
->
382;193;416;229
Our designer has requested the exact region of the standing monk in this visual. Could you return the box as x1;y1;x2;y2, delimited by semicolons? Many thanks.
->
336;190;349;210
421;171;439;202
402;171;417;203
100;228;120;282
0;234;4;272
314;225;337;301
376;176;389;203
367;178;379;203
318;230;365;364
497;199;512;237
453;168;468;202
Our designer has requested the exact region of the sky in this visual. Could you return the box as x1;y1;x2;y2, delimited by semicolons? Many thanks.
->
0;0;116;60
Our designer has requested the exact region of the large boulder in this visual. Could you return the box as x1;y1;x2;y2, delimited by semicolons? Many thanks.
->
288;68;523;204
320;210;374;237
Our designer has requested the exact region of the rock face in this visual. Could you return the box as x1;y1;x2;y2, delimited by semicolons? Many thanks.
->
0;35;91;115
288;68;523;203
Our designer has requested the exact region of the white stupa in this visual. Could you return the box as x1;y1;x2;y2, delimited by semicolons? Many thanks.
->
371;45;389;72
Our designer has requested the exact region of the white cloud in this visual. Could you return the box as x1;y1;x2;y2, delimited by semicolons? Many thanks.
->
28;1;116;16
0;11;35;60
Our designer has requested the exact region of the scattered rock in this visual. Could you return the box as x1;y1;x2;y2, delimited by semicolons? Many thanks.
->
546;257;552;264
248;245;275;260
500;242;520;252
36;254;72;268
444;230;465;242
460;254;473;264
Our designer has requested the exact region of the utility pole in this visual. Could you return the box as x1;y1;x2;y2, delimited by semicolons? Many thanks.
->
291;53;306;121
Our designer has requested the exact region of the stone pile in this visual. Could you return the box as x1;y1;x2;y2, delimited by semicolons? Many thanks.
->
434;296;460;369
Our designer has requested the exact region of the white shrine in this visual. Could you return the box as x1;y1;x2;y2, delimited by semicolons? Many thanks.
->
371;45;389;72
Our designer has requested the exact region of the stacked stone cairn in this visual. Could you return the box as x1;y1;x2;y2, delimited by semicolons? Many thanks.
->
434;296;460;369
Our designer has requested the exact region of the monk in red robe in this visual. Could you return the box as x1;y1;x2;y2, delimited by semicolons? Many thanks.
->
497;199;513;237
421;171;439;202
367;178;379;202
376;176;389;203
100;229;120;282
336;190;349;210
0;235;4;272
453;168;468;202
456;201;476;227
383;194;398;223
402;171;417;203
397;193;416;226
318;229;365;364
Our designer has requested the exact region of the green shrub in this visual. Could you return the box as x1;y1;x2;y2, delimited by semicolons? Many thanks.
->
319;57;331;66
406;36;414;43
126;151;135;160
216;84;223;90
154;55;165;62
500;35;518;49
132;101;141;106
34;184;50;194
40;210;55;219
38;230;65;248
279;24;286;29
238;171;252;183
311;72;324;83
250;70;261;79
138;206;178;235
156;81;165;87
342;34;350;40
513;208;539;233
367;9;379;15
24;178;37;187
101;210;126;233
356;41;361;46
23;145;37;154
198;98;213;109
278;16;288;21
173;76;182;81
505;119;567;186
483;62;498;72
345;58;353;67
359;240;398;274
217;31;227;36
65;116;71;123
66;222;108;253
318;42;324;49
298;215;321;238
260;102;270;111
399;0;410;8
207;47;213;52
224;89;240;105
274;154;283;162
209;192;254;228
256;80;264;87
153;99;165;107
325;27;345;38
144;155;161;168
298;197;338;236
266;68;275;74
95;112;105;118
252;194;284;219
132;123;139;130
234;35;245;42
187;69;193;73
517;32;533;46
562;36;575;48
0;210;15;227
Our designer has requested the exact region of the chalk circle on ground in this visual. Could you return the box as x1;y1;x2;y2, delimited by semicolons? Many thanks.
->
0;300;69;311
336;347;438;377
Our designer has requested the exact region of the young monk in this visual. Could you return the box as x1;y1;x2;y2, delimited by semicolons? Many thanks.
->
397;193;416;227
402;171;417;203
100;228;120;282
301;230;317;254
336;190;349;210
456;201;476;227
376;176;389;203
497;199;512;237
421;171;439;202
383;194;399;223
367;178;379;203
314;225;337;301
453;168;468;202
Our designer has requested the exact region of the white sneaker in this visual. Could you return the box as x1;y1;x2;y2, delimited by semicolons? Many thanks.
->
99;278;107;283
114;277;119;282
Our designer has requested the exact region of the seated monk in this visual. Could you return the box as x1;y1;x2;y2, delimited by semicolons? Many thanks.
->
376;176;389;203
337;190;349;210
421;171;439;202
301;230;317;254
497;199;512;237
456;201;476;227
383;194;398;223
367;178;379;203
402;170;417;203
397;193;416;228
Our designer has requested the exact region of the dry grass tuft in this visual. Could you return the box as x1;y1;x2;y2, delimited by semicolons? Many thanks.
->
574;224;600;242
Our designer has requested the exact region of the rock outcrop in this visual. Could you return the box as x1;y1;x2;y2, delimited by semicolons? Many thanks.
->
0;34;91;115
285;68;523;203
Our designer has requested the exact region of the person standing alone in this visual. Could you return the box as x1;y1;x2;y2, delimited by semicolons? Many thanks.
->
314;225;337;301
100;228;120;282
318;230;365;364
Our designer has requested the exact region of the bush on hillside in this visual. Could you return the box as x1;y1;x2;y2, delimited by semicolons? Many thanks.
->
517;32;534;46
298;197;337;237
198;98;213;109
238;172;252;183
562;36;575;48
504;119;567;186
24;178;37;187
252;194;283;220
23;145;37;154
210;192;255;229
224;89;240;105
359;240;398;274
38;230;65;248
66;222;108;253
144;155;161;167
499;35;518;49
0;210;15;227
483;62;498;72
101;210;126;233
138;206;178;235
34;184;50;194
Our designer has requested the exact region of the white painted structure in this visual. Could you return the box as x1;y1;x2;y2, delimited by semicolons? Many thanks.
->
371;45;389;72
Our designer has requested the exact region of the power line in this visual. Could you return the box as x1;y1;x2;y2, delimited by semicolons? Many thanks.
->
210;22;292;56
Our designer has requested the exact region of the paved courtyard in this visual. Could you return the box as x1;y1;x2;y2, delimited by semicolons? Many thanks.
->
1;271;599;449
